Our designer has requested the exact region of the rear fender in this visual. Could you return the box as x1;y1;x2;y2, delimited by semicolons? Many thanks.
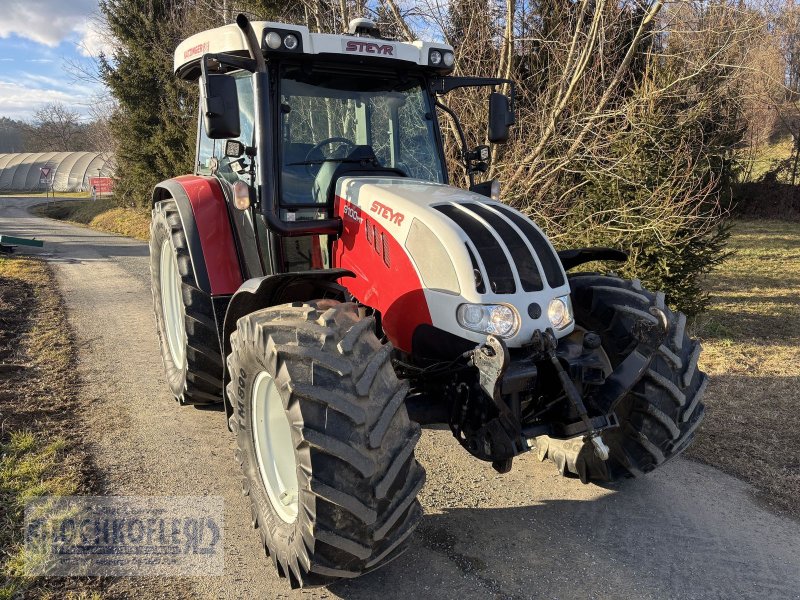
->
221;269;353;421
152;176;243;296
558;247;628;272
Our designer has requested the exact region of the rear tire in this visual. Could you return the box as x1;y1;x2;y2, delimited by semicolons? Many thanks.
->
227;300;424;587
150;199;223;405
536;275;707;483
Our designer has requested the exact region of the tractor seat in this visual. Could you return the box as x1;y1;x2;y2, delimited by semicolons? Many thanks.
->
312;145;406;205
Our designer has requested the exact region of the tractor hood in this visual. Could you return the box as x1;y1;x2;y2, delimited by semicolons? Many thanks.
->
333;177;573;351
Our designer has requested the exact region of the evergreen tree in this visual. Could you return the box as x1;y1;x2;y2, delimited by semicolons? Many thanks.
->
99;0;295;206
100;0;194;206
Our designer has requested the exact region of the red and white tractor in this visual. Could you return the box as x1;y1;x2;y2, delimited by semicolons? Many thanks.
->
149;14;707;587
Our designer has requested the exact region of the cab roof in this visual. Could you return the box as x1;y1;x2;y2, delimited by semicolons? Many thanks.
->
174;21;455;81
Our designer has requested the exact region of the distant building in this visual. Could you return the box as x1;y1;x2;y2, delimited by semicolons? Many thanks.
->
0;152;115;192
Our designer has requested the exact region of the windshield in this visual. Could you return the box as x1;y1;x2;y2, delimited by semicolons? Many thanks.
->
279;68;445;205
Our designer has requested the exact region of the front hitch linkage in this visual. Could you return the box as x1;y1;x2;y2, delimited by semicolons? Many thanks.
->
532;329;611;461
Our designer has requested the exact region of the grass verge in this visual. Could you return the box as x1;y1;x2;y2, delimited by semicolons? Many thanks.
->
0;192;90;199
0;257;100;599
689;219;800;517
33;199;150;241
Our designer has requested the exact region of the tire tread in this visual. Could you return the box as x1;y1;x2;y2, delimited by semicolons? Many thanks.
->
228;300;423;587
538;275;707;482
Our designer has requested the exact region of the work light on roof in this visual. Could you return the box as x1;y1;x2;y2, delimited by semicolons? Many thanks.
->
265;32;282;49
283;34;299;50
430;50;442;66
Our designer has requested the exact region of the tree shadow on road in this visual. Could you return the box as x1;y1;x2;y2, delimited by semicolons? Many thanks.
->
329;461;800;600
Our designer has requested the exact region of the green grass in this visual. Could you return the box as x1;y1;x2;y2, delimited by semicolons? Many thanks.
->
689;219;800;516
0;433;80;597
33;198;150;241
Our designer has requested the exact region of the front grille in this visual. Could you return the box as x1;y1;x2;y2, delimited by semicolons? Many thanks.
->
366;219;373;244
493;205;565;288
460;203;544;292
381;231;390;267
435;204;516;294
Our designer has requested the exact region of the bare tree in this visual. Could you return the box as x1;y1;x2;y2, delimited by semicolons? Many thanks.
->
385;0;754;311
25;102;86;152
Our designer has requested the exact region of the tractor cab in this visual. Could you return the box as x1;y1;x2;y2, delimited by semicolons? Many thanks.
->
174;16;514;276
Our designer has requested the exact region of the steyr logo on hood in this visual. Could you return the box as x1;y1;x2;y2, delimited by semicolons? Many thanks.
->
370;201;404;226
344;41;394;56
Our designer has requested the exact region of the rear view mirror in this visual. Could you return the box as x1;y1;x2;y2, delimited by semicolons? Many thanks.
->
488;92;514;144
202;73;240;139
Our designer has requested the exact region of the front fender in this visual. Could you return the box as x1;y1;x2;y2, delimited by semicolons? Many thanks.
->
221;269;353;420
152;176;242;295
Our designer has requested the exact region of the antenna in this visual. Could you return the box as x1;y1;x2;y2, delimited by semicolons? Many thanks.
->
348;18;380;37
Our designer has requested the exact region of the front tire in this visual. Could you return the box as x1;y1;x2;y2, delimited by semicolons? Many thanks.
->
227;300;425;587
536;275;707;482
150;199;223;405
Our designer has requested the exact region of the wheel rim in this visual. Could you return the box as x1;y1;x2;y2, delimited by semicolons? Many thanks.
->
160;238;186;368
251;371;299;523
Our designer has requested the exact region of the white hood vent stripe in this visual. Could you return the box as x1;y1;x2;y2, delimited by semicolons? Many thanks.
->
434;203;516;294
459;203;545;292
492;204;566;288
464;242;487;294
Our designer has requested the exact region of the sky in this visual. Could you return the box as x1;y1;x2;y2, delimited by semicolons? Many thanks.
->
0;0;111;121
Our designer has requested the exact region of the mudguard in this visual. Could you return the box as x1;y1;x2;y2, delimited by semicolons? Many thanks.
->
152;175;243;296
220;269;353;419
557;247;628;272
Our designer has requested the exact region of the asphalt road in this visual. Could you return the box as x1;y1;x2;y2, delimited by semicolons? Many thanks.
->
2;196;799;600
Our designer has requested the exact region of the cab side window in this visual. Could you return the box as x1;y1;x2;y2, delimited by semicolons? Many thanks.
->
196;108;216;175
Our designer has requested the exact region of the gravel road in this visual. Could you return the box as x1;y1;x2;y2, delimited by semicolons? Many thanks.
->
2;196;799;600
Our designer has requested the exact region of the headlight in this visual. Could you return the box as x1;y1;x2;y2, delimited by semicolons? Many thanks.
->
457;304;519;337
548;295;573;330
443;51;455;67
430;50;442;65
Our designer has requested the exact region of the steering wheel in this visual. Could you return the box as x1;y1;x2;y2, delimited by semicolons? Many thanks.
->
304;137;357;176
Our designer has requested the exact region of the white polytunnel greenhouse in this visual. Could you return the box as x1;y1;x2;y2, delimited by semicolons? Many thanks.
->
0;152;115;192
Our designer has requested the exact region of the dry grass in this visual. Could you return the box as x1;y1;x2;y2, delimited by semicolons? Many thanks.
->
0;257;100;599
688;219;800;516
0;192;91;199
33;199;150;241
743;137;796;183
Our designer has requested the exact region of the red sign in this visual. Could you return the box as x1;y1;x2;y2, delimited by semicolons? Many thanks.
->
40;167;51;177
89;177;114;195
183;41;209;59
